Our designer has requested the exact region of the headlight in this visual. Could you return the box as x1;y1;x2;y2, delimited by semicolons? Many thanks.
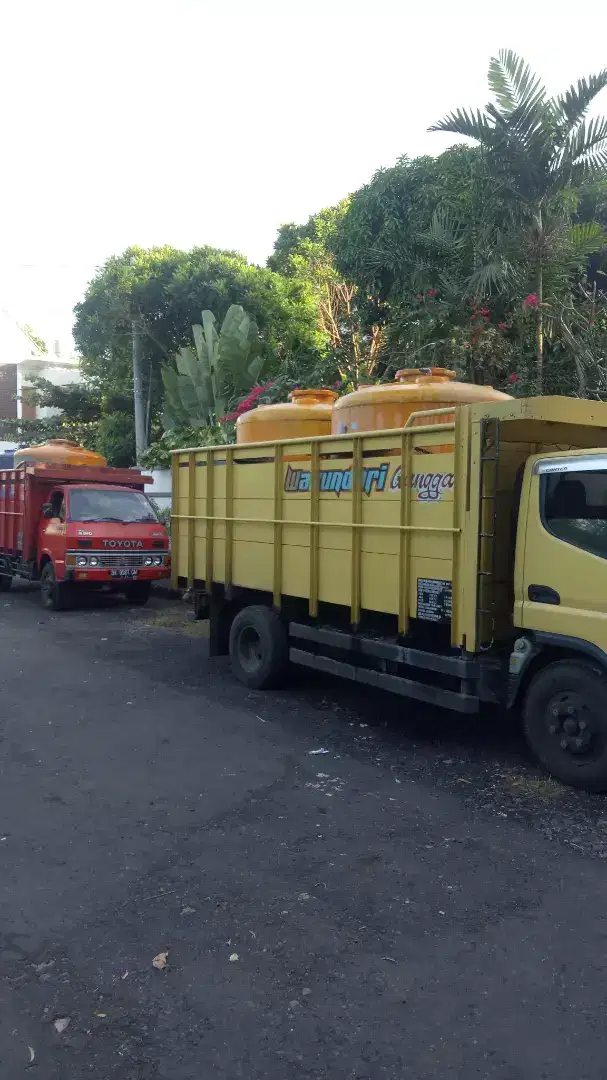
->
89;556;99;567
153;556;162;566
144;556;153;566
77;556;88;567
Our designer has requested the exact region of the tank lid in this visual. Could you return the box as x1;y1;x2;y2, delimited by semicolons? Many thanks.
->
289;388;339;405
395;367;457;384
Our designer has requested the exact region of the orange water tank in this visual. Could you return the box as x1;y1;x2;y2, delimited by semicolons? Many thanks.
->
236;388;338;444
331;368;512;436
13;439;108;467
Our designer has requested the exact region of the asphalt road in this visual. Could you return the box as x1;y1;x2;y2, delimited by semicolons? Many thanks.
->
2;582;607;1079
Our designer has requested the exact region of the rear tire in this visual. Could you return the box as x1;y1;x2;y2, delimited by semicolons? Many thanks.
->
125;582;151;606
229;605;289;690
523;659;607;791
0;573;12;592
40;563;70;612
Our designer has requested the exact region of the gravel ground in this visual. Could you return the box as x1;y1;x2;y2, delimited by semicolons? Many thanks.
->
2;580;607;1079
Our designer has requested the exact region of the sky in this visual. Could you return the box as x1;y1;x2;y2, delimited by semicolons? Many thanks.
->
1;0;607;353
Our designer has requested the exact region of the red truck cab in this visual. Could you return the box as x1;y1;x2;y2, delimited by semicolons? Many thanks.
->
0;463;170;609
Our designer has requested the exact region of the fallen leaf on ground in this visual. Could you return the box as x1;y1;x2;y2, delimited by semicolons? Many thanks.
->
94;1011;107;1018
180;906;196;916
229;953;239;962
28;1047;35;1064
152;951;169;970
308;748;330;755
53;1017;70;1034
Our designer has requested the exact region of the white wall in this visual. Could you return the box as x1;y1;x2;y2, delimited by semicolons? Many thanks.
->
144;468;172;510
18;354;82;419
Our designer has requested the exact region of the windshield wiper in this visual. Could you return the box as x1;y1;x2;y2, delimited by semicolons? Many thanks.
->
76;516;126;523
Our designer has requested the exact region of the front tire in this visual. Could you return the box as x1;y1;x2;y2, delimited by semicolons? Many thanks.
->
0;573;12;592
40;563;70;612
125;582;151;606
229;605;289;690
523;659;607;791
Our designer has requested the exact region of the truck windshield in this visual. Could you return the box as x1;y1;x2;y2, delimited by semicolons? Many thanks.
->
543;470;607;559
68;488;158;524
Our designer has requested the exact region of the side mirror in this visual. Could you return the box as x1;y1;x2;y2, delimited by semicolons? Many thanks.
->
42;503;54;519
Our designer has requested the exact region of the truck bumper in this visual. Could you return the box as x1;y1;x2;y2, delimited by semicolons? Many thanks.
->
64;567;171;585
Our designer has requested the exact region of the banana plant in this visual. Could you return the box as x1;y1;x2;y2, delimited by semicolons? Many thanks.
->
161;305;265;430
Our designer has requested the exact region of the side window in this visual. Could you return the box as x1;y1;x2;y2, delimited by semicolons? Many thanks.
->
542;472;607;559
50;491;66;522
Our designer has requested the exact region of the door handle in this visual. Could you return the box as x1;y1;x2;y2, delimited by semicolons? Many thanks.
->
528;584;560;605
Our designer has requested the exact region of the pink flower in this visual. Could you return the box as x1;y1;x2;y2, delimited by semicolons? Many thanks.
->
426;288;438;297
522;294;539;309
508;373;519;384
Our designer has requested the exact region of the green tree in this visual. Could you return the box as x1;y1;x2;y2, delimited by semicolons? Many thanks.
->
73;245;322;444
333;147;502;307
430;50;607;388
270;202;383;386
21;376;104;422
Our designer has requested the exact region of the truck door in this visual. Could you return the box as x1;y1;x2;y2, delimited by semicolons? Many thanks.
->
41;489;67;570
517;456;607;655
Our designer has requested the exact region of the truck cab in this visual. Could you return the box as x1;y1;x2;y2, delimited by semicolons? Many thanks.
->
38;482;170;608
506;450;607;788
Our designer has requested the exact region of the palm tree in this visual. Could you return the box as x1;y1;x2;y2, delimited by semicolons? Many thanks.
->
430;51;607;390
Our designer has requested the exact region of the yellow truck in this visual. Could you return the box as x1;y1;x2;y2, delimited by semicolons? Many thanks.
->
172;395;607;791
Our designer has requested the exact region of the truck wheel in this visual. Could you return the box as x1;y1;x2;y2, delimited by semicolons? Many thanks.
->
229;605;289;690
523;660;607;792
125;582;151;606
40;563;70;612
0;574;12;592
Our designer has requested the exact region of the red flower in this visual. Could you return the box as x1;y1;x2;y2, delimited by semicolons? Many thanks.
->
508;373;519;384
415;294;423;300
218;381;275;423
426;288;439;297
498;322;507;329
522;294;539;309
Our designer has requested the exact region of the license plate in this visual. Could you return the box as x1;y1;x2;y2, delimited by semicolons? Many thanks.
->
110;568;139;579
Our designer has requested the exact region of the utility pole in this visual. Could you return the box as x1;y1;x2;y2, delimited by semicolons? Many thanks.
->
132;314;147;462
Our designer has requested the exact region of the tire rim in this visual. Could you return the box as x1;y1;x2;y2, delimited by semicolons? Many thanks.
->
546;690;604;763
237;625;263;673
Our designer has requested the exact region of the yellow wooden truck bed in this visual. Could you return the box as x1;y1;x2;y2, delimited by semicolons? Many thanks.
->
172;396;607;655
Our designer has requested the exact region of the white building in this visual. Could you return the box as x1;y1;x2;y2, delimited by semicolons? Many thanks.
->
0;309;81;458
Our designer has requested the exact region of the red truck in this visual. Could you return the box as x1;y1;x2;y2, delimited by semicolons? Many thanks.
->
0;461;170;609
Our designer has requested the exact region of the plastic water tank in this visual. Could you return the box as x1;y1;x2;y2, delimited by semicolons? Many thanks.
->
331;368;512;435
236;389;338;444
13;440;108;467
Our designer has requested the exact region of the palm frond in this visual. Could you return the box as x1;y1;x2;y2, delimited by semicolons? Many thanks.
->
428;107;495;144
561;115;604;167
567;149;607;186
466;257;519;297
488;50;545;117
566;222;607;264
552;70;607;132
422;209;466;251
